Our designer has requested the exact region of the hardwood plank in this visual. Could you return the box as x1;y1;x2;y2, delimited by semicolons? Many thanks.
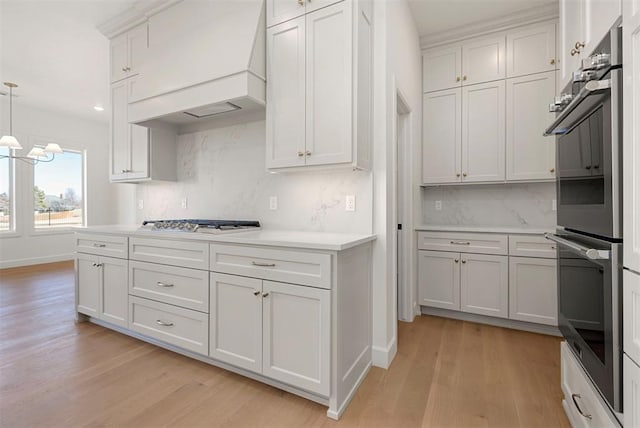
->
0;262;570;427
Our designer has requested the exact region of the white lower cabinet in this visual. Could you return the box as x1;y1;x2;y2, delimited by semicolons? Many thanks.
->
460;253;508;318
509;257;558;325
624;354;640;428
210;273;330;397
76;253;128;328
418;250;461;310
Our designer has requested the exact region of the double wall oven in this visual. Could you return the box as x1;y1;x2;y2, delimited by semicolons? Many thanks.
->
544;24;623;413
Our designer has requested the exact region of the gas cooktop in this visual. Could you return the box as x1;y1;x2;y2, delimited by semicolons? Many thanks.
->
140;219;261;233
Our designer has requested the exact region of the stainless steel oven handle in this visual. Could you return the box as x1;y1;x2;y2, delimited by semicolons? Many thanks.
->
544;233;610;260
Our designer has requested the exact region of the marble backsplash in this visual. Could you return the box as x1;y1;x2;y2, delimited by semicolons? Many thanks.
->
135;120;373;234
421;182;557;229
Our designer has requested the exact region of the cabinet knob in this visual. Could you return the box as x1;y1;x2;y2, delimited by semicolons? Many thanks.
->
463;75;467;81
456;76;461;82
297;151;304;157
550;59;556;65
306;151;311;156
456;173;461;177
575;41;585;50
122;67;127;72
262;292;270;298
461;260;467;264
570;48;579;57
550;168;555;173
454;259;459;263
253;290;261;296
462;172;467;177
297;0;304;4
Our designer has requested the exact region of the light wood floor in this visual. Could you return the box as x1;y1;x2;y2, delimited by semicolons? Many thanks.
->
0;261;570;428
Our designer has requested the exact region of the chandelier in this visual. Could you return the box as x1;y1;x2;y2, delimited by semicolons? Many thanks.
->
0;82;64;164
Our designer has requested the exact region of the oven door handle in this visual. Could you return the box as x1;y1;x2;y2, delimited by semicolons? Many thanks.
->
544;233;610;260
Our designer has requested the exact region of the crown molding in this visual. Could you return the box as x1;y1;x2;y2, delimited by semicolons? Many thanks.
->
97;0;183;39
420;2;559;50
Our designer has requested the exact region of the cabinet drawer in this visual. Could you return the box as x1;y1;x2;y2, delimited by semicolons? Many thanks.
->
509;234;556;258
129;237;209;270
210;244;331;289
129;261;209;313
561;342;620;427
76;233;128;258
129;296;208;355
417;231;508;255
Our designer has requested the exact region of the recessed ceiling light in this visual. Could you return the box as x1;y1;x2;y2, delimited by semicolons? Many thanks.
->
93;105;104;111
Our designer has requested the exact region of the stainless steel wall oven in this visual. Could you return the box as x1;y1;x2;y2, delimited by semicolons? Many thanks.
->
544;24;623;413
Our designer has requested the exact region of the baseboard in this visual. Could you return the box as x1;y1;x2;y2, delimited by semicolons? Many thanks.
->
0;253;74;269
327;362;371;420
372;336;397;369
420;306;562;337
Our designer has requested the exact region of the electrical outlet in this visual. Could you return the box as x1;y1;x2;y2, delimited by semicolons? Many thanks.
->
346;195;356;211
269;196;278;210
181;198;188;209
552;199;557;211
137;199;144;210
435;200;442;211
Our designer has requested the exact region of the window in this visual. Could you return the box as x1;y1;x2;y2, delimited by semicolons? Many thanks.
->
0;147;11;231
33;148;85;229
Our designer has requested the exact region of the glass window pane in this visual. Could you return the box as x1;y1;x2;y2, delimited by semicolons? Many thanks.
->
34;150;84;228
0;148;10;231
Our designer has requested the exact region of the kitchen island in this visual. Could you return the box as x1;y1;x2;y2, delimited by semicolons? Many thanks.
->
75;226;375;420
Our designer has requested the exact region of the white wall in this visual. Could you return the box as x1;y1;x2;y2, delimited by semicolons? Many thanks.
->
0;100;131;268
134;120;373;233
370;0;422;367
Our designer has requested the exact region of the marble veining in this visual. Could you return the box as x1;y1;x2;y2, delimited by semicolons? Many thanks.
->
421;182;557;229
136;120;372;234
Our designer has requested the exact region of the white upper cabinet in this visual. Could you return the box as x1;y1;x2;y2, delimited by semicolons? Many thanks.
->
506;22;557;78
559;0;622;90
266;0;372;171
110;23;147;83
624;0;640;273
422;89;461;184
266;16;306;168
461;34;506;85
422;45;462;93
506;71;556;181
305;3;352;166
461;80;505;182
266;0;342;27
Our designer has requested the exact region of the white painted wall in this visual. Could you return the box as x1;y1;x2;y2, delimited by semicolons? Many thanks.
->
371;0;422;367
0;101;133;268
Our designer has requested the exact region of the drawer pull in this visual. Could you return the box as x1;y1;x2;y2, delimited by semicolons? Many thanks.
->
156;282;174;288
450;241;471;245
156;319;174;327
251;261;276;267
571;394;592;420
93;243;107;248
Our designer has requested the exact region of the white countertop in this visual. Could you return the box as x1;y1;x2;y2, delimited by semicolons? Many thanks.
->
80;225;376;251
415;225;555;235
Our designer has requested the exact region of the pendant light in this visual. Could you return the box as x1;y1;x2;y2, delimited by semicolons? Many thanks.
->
0;82;65;164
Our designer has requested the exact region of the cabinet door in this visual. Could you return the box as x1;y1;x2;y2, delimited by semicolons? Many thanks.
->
506;22;557;78
266;0;306;27
506;72;556;181
422;89;462;184
306;0;343;14
110;33;128;83
76;254;100;317
262;280;330;396
266;16;306;168
110;80;129;180
422;45;462;93
417;250;461;311
509;257;557;326
461;34;505;85
305;2;353;166
210;273;262;373
460;253;508;318
126;23;147;77
559;0;584;89
127;78;149;180
100;256;128;328
583;0;622;57
624;0;640;272
462;80;505;182
624;354;640;428
624;270;640;364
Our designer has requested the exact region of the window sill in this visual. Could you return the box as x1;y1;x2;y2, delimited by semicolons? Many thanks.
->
0;231;21;239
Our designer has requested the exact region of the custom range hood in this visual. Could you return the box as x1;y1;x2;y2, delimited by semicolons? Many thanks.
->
127;0;265;129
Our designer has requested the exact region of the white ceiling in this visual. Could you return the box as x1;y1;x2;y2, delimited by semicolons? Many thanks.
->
0;0;141;123
407;0;558;38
